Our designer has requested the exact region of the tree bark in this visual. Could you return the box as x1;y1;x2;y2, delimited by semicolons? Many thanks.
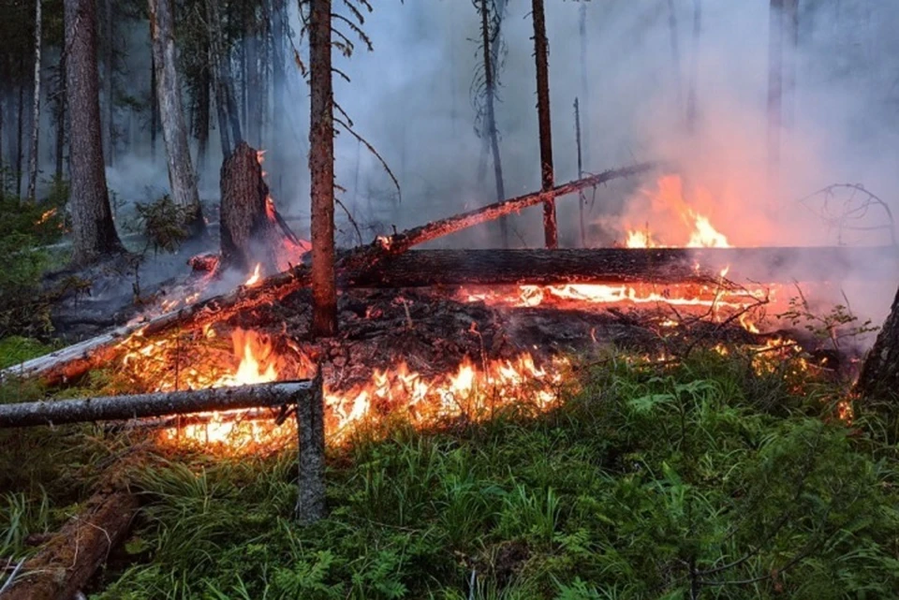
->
148;0;205;237
296;369;325;524
103;0;114;167
150;52;157;161
65;0;123;264
54;51;66;181
0;380;316;428
309;0;337;337
857;286;899;401
220;141;300;274
575;98;586;246
531;0;557;248
26;0;41;203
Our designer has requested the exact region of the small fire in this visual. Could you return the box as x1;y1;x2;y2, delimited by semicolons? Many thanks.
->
245;263;262;286
36;207;58;225
624;175;730;249
123;326;571;451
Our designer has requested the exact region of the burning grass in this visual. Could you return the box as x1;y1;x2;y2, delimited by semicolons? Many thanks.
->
69;350;899;600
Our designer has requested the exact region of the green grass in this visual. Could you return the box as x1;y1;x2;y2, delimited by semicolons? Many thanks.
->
71;351;899;600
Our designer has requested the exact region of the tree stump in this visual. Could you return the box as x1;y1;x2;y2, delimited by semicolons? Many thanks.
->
219;141;302;275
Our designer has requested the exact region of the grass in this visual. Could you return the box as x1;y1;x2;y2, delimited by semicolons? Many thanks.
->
25;350;886;599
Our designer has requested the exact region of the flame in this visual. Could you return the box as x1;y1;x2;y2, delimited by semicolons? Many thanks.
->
624;175;730;249
122;325;571;452
245;263;262;286
36;207;58;225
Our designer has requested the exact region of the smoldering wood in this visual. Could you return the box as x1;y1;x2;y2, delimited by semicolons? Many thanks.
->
345;247;899;289
219;141;299;273
296;369;326;524
2;164;655;383
3;487;138;600
0;380;316;428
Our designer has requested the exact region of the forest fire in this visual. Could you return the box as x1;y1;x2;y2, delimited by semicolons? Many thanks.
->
142;327;571;451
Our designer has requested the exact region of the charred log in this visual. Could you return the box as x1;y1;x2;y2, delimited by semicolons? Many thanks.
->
0;380;316;428
347;247;899;289
220;141;300;274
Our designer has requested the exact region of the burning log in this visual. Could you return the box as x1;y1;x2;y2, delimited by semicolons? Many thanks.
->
346;246;899;288
0;380;316;428
219;141;302;274
3;163;656;384
356;162;658;259
2;485;138;600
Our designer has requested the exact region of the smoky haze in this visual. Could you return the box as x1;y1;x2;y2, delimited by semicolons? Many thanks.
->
82;1;899;327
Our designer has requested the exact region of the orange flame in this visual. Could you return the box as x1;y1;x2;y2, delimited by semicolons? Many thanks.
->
245;263;262;287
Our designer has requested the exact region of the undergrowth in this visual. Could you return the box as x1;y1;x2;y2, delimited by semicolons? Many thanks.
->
53;350;899;599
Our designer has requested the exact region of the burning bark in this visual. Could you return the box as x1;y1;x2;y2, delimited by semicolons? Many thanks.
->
2;164;655;384
0;380;317;428
220;141;301;274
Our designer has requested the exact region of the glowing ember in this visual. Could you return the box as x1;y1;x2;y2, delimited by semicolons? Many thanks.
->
245;263;262;286
36;207;58;225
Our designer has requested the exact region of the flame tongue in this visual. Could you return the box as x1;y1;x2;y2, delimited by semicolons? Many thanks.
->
220;329;278;387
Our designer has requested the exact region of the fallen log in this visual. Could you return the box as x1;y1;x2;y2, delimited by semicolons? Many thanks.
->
0;380;316;428
3;485;139;600
347;246;899;288
4;163;655;384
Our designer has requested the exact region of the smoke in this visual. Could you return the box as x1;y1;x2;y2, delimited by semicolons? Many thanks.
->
74;1;897;332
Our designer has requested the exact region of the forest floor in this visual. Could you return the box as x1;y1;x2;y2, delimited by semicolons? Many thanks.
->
3;343;899;599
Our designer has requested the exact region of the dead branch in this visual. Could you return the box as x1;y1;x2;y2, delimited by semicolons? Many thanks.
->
0;380;317;428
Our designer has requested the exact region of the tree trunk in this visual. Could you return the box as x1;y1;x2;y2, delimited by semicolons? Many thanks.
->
666;0;683;114
857;286;899;401
767;0;783;195
0;94;4;200
219;141;300;274
530;0;557;248
16;60;25;198
686;0;702;132
54;51;66;181
103;0;114;167
26;0;41;203
196;65;210;176
575;98;586;246
309;0;337;337
480;0;508;248
782;0;798;129
578;1;590;168
148;0;205;237
245;10;261;147
64;0;124;264
150;52;157;160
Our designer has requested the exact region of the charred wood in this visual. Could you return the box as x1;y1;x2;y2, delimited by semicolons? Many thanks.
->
347;247;899;288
